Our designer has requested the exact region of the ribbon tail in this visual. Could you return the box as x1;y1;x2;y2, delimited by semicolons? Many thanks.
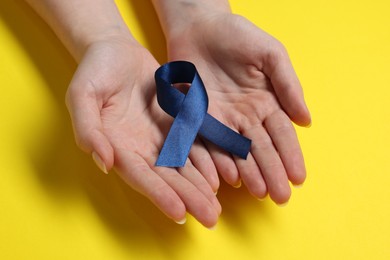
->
199;114;251;159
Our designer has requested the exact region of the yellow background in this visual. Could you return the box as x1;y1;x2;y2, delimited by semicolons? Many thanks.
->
1;0;389;259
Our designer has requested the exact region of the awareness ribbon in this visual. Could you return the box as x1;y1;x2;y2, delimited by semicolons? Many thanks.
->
155;61;251;167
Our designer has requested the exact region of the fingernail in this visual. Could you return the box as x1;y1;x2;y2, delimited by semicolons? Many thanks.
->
293;183;304;189
214;190;218;195
277;201;289;207
208;224;217;230
92;151;108;174
175;218;187;225
257;197;266;201
305;121;312;128
233;180;242;188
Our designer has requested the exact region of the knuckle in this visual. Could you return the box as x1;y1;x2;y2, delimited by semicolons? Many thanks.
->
251;136;273;151
263;161;284;173
74;134;89;153
267;40;289;64
191;153;209;167
274;120;293;134
267;111;294;134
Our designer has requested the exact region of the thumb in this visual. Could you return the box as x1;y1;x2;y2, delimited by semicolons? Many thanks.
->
263;42;312;127
65;80;114;174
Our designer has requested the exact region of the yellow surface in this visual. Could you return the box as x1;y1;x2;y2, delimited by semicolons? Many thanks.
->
1;0;389;259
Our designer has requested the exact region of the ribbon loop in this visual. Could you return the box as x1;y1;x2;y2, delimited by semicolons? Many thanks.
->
155;61;251;167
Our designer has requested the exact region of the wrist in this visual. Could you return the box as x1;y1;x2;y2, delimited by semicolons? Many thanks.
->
152;0;231;41
77;25;137;61
25;0;137;62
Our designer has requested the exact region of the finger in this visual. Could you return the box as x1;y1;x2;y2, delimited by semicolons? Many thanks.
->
234;153;267;200
140;149;220;228
156;165;220;229
262;42;311;127
189;138;220;193
178;160;222;216
205;141;241;187
114;150;187;224
66;79;114;173
243;125;291;204
264;111;306;185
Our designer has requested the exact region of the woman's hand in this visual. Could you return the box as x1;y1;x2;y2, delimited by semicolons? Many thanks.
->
165;13;311;205
26;0;221;227
66;37;221;228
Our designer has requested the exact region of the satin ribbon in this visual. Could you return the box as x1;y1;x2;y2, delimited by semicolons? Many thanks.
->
155;61;251;167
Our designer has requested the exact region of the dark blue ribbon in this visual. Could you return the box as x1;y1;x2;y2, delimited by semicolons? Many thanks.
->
155;61;251;167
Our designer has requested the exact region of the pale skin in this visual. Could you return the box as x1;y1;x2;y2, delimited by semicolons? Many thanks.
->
25;0;311;228
151;0;311;204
